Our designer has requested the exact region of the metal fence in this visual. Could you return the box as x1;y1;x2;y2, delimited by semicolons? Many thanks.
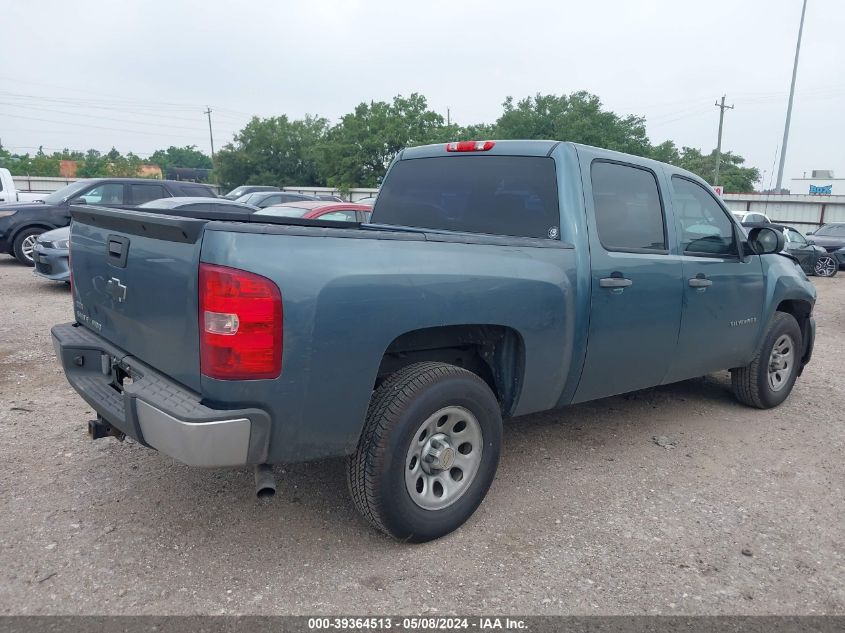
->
16;176;845;234
12;175;222;195
723;193;845;234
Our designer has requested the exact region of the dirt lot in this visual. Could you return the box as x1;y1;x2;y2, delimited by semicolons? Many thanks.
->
0;257;842;615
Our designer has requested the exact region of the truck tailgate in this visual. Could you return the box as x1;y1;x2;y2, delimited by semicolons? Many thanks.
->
69;206;206;392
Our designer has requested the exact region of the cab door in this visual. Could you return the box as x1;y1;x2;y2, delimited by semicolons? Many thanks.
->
663;175;764;382
572;156;684;403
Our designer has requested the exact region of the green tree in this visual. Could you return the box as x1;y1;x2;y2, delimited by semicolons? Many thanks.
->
214;115;328;190
493;91;652;156
149;145;212;171
318;93;448;188
76;149;107;177
672;147;760;193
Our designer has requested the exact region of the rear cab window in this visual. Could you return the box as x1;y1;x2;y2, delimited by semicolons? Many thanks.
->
371;156;560;239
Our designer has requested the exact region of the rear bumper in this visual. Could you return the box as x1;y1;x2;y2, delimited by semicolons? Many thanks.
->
51;322;272;467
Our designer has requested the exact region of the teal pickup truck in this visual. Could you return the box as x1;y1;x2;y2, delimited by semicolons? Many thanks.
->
52;140;816;542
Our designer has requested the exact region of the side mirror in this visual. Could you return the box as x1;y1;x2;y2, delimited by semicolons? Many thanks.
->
69;197;87;205
747;226;786;255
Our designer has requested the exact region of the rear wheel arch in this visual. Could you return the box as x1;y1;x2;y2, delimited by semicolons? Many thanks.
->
375;325;525;418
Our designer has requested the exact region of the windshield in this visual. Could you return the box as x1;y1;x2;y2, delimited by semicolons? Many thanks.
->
42;180;92;205
815;224;845;237
225;187;247;199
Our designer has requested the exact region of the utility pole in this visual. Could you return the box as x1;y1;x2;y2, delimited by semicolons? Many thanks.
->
775;0;808;192
713;95;734;186
447;108;451;127
204;107;215;159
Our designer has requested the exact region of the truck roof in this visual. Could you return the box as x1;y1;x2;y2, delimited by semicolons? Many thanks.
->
398;139;704;184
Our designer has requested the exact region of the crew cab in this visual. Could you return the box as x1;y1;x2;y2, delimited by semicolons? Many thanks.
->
1;178;216;265
52;140;816;542
0;168;49;203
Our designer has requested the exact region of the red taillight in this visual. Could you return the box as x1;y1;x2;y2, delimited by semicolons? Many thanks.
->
199;263;282;380
445;140;495;152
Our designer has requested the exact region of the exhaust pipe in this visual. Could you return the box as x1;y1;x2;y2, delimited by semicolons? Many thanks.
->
254;464;276;499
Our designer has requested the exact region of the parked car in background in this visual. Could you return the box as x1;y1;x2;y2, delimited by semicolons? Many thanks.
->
316;195;346;202
236;191;319;208
223;185;280;200
732;210;771;224
32;226;71;282
355;196;378;205
254;201;373;222
744;222;838;278
137;197;258;219
33;198;258;283
54;140;816;542
0;178;216;265
0;168;50;203
806;223;845;272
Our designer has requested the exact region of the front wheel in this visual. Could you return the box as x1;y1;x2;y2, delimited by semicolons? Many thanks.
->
12;227;44;266
814;255;838;277
731;312;802;409
348;362;502;542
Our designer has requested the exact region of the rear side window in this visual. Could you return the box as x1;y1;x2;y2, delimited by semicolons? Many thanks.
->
372;156;560;239
183;185;214;197
590;161;666;251
131;184;168;205
671;176;737;256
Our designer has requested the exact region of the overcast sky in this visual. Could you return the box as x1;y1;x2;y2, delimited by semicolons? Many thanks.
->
2;0;843;187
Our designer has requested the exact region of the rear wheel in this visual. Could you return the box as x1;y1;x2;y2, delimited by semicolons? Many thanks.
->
12;227;45;265
348;362;502;542
814;255;838;277
731;312;802;409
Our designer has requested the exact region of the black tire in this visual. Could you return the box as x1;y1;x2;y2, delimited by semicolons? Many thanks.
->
12;227;45;266
731;312;802;409
814;255;838;278
348;362;502;542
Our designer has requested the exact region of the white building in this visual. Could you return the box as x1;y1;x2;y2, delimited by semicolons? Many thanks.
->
790;170;843;196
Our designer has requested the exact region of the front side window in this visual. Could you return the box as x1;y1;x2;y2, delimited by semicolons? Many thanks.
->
81;183;124;204
671;176;737;256
591;161;666;251
372;156;560;239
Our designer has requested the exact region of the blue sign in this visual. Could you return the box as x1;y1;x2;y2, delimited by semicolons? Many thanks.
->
809;184;832;195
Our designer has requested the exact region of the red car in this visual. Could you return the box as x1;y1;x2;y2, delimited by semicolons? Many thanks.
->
254;201;372;223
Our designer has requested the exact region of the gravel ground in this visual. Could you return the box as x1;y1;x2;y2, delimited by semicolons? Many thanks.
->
0;257;842;615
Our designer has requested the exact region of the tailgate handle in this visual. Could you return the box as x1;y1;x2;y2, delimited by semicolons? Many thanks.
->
106;235;130;268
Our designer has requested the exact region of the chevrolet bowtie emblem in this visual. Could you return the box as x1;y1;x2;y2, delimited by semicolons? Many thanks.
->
106;277;127;303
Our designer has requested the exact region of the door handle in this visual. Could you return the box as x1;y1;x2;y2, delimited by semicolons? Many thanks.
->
599;276;633;289
688;276;713;288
